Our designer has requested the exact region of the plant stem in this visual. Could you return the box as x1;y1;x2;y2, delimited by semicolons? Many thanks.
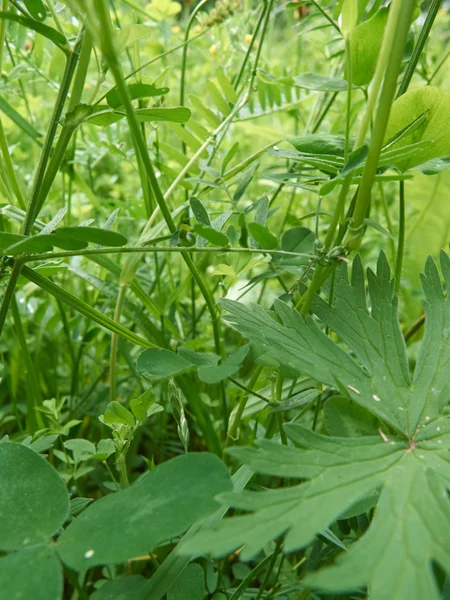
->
0;31;84;334
226;366;263;448
234;2;266;91
23;246;313;263
11;295;44;433
180;0;208;108
394;181;405;294
22;32;83;236
347;0;417;250
110;285;127;403
397;0;443;98
92;2;222;356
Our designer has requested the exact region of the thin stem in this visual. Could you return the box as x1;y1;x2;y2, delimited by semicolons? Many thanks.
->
110;285;127;403
22;245;313;263
248;0;275;93
180;0;208;107
22;31;83;235
92;0;222;356
226;366;263;448
11;295;44;433
234;3;266;90
394;181;405;294
344;37;352;164
93;30;207;106
397;0;443;98
309;0;341;34
404;313;425;342
347;0;417;249
164;96;247;201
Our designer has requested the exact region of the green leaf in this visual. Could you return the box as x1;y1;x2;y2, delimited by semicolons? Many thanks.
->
5;226;127;255
248;223;278;250
118;24;152;50
350;7;388;85
140;466;253;600
183;251;450;600
190;94;221;128
135;107;191;123
56;453;232;570
87;107;191;126
275;226;315;270
54;226;127;247
194;224;229;246
0;231;27;251
0;11;68;52
216;67;237;104
21;265;155;349
324;395;379;437
0;442;69;551
198;345;249;384
190;196;211;227
102;401;135;427
137;348;196;379
106;82;169;109
145;0;182;21
233;162;259;202
221;142;239;174
90;576;147;600
0;94;43;143
293;73;348;92
0;546;62;600
167;563;204;600
385;87;450;170
207;80;231;117
129;388;156;423
341;0;358;37
286;134;350;156
86;106;124;126
23;0;47;21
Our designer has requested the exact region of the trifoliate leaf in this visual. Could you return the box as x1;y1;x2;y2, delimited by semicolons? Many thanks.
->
183;251;450;600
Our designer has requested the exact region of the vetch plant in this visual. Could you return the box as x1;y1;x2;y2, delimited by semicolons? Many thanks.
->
1;0;450;598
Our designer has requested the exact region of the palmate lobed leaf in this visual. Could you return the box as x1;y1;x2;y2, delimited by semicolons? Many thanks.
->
184;251;450;600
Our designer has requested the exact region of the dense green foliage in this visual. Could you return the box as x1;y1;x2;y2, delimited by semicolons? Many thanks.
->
1;0;450;598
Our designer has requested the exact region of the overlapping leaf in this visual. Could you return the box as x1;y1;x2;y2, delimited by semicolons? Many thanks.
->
184;251;450;600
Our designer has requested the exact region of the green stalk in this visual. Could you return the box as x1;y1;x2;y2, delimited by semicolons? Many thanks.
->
0;30;85;334
23;245;312;263
225;365;263;449
91;1;225;419
397;0;443;98
394;181;405;294
0;0;25;209
22;31;84;236
347;0;417;249
11;296;45;433
20;264;156;348
180;0;208;108
109;285;126;403
234;2;266;91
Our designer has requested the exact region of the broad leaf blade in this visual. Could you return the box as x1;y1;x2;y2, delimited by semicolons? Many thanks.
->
57;453;232;570
0;442;69;551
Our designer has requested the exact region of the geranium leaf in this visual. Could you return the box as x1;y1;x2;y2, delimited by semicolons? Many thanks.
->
182;251;450;600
